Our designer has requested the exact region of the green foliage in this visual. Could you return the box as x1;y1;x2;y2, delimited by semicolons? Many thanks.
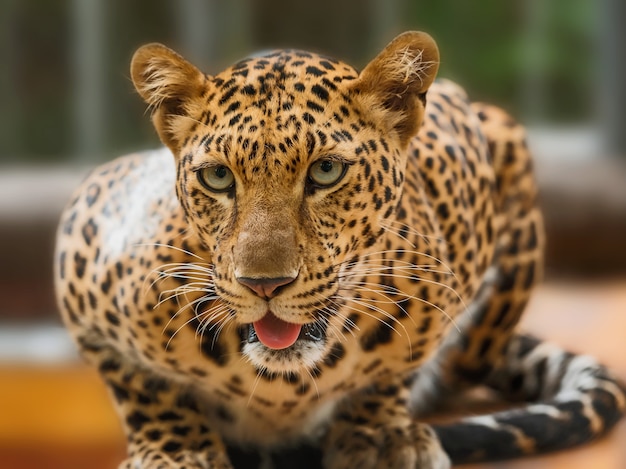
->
407;0;597;121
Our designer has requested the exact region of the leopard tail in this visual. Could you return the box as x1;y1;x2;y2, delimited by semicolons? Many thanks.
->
432;333;626;463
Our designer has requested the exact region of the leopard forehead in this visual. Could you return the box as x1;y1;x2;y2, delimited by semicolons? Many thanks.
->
181;51;366;176
212;49;360;113
219;49;359;87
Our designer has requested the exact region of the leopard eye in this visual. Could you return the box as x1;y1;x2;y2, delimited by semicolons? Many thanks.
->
308;159;346;187
197;165;235;192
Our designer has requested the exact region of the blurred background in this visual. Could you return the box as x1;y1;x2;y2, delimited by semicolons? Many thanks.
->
0;1;624;468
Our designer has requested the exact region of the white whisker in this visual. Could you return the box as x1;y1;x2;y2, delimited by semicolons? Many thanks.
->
302;365;321;400
134;242;207;261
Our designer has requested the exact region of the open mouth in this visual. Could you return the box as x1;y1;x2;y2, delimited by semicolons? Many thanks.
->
245;312;326;350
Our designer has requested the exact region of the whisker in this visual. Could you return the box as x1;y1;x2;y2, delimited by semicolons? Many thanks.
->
163;294;221;346
156;286;216;306
334;295;413;359
302;365;321;400
338;258;469;327
333;295;404;337
199;310;234;349
134;242;207;261
315;305;352;343
338;274;464;332
379;219;447;245
247;365;266;407
164;299;209;349
144;262;214;296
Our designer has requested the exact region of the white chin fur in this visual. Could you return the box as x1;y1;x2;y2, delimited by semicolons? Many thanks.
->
242;339;327;374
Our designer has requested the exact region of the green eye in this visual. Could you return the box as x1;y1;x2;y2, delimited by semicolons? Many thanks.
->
197;165;235;192
308;159;346;187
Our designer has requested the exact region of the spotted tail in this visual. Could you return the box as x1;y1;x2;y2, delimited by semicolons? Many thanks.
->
433;333;626;463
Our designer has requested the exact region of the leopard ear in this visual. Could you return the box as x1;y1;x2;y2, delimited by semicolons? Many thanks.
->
351;31;439;146
131;43;208;154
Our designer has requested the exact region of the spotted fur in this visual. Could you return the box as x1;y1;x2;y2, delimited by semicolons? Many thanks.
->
55;32;625;468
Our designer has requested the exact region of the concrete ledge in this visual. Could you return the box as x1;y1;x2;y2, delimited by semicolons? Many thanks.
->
0;165;90;224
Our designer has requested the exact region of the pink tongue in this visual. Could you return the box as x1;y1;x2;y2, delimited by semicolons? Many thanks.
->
253;313;302;350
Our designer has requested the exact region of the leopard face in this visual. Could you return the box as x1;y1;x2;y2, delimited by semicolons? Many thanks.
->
131;34;439;373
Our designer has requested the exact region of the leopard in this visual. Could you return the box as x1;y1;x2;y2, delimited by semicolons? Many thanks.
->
54;31;625;469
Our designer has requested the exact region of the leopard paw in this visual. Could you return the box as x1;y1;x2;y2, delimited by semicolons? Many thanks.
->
323;421;450;469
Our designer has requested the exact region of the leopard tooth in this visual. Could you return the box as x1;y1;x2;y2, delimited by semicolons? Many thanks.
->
247;324;259;343
302;322;324;342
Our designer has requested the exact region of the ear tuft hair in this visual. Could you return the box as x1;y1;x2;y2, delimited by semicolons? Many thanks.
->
131;43;208;153
351;32;440;146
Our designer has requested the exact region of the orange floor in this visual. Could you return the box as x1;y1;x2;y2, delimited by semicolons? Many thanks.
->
0;279;624;469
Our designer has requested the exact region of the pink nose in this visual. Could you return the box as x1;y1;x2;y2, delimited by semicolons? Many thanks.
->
236;276;296;299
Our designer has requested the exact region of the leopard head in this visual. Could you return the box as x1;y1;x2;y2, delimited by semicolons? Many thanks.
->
131;32;439;371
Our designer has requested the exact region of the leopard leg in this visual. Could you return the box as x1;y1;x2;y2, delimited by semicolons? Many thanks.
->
433;333;626;463
78;337;232;469
323;373;450;469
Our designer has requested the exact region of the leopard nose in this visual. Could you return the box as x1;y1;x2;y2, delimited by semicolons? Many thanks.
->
236;276;296;299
